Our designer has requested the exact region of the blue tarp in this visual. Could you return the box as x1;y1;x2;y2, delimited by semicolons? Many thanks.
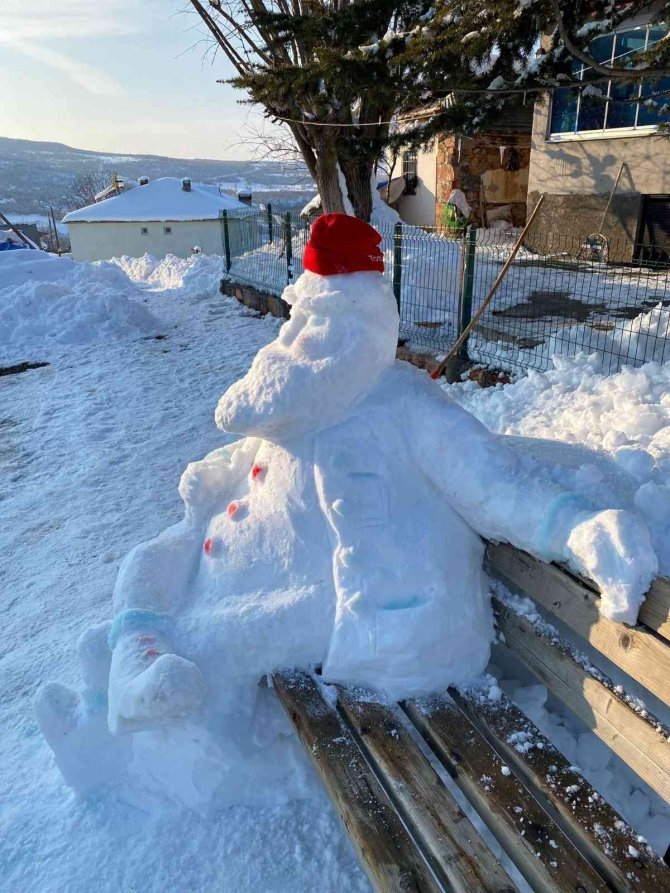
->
0;240;28;251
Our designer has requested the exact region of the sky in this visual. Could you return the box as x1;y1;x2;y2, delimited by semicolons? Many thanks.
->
0;0;267;159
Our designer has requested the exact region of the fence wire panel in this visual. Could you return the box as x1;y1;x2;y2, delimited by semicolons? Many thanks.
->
390;226;462;352
220;211;670;375
222;210;292;295
467;232;670;375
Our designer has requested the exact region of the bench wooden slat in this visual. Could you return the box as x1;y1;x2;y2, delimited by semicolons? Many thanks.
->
451;685;670;893
404;693;610;893
272;670;441;893
486;542;670;646
336;686;520;893
493;595;670;802
486;543;670;708
645;576;670;642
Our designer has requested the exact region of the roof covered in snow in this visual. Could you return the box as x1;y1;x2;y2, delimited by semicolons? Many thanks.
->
62;177;252;224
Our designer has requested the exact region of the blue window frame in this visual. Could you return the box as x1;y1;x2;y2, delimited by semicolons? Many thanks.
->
549;23;670;136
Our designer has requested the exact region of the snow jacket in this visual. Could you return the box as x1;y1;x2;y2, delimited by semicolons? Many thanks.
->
112;361;622;701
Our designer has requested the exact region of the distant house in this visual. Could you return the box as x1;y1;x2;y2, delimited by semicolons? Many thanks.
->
62;177;252;262
390;102;534;229
527;17;670;260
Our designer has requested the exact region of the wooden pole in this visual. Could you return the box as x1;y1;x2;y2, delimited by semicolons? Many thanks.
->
0;210;36;249
431;193;545;380
50;206;61;254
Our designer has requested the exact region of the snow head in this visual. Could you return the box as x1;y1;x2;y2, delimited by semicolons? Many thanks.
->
216;215;398;442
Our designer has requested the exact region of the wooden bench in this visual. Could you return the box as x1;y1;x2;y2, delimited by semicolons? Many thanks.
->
272;542;670;893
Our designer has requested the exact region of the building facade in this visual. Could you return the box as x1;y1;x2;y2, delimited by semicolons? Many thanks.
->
393;106;533;230
527;17;670;260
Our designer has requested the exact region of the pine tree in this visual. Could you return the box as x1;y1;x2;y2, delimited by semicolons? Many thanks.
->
188;1;670;218
189;0;438;219
396;1;670;146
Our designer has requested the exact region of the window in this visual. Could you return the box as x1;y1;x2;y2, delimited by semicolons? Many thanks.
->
140;226;148;235
402;151;418;194
549;24;670;137
163;226;172;235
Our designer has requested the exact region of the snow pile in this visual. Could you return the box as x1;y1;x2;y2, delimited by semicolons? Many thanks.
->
181;253;224;297
1;249;77;288
113;253;193;289
113;252;223;298
0;250;157;362
447;354;670;574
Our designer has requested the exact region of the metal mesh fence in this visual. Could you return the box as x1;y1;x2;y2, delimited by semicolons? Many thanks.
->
221;209;670;376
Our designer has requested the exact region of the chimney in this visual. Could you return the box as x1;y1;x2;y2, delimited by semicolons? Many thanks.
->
139;176;149;186
237;189;252;206
182;177;192;192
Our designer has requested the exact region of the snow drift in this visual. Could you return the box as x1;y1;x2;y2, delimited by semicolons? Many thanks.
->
0;250;157;362
112;252;223;297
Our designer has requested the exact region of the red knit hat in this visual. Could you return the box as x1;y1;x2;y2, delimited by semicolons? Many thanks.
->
303;213;384;275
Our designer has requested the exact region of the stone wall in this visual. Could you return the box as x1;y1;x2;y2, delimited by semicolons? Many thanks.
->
435;131;531;229
220;279;291;319
525;191;642;262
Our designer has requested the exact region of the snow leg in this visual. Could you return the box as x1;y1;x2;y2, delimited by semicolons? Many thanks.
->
35;621;131;792
107;614;205;734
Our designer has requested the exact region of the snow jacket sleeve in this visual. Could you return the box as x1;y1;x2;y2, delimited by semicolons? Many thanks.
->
407;381;581;557
405;376;657;623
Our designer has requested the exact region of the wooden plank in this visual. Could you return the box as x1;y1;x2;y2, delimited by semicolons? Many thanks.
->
272;670;441;893
336;687;520;893
486;541;670;644
452;684;670;893
493;595;670;802
485;542;670;707
645;576;670;642
404;693;610;893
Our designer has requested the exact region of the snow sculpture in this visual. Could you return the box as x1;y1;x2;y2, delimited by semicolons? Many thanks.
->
36;214;658;806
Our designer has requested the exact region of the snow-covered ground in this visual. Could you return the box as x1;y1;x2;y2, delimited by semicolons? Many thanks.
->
2;247;670;889
0;251;368;893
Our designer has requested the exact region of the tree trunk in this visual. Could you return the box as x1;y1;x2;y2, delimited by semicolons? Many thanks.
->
339;156;374;222
316;141;346;214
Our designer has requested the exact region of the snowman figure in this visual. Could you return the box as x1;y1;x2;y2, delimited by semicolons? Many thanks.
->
36;214;657;803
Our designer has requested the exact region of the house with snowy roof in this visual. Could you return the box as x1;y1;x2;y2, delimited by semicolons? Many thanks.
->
63;177;252;262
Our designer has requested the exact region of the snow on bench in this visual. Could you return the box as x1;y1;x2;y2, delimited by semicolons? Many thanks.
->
274;544;670;893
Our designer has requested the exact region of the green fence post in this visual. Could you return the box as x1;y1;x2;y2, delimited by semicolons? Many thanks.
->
285;211;293;283
459;225;477;360
267;203;273;244
221;209;231;273
392;221;402;313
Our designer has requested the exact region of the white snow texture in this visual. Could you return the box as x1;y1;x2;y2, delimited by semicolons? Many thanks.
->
0;249;156;362
36;263;657;814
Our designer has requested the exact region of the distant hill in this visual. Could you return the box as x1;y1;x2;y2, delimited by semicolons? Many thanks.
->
0;137;314;222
